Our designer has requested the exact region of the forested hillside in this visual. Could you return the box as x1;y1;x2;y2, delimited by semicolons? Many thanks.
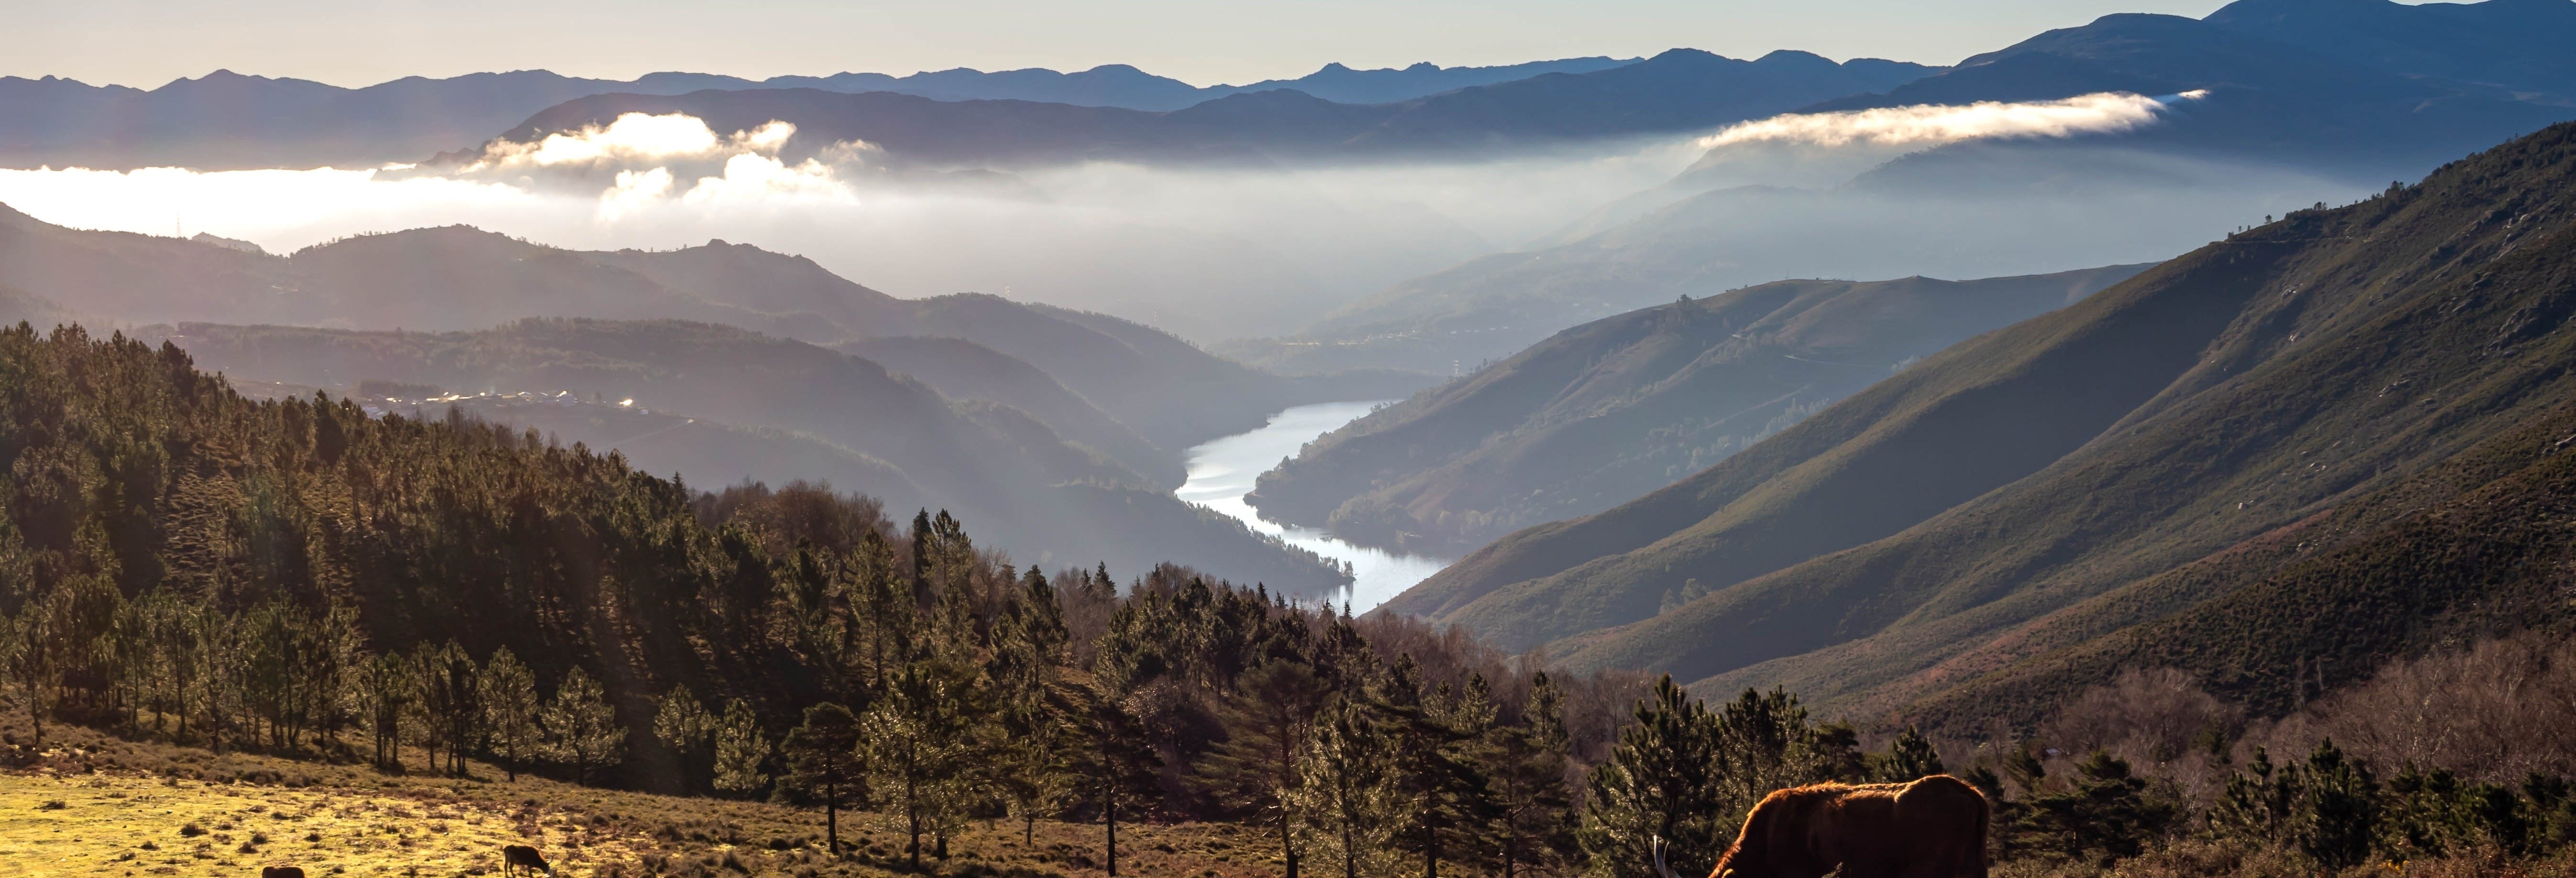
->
137;318;1350;591
1248;265;2150;557
1399;119;2576;728
14;322;2576;878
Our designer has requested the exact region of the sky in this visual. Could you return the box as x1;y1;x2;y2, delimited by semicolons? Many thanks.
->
14;0;2244;89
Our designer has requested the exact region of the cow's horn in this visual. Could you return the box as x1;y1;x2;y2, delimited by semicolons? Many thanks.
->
1652;835;1681;878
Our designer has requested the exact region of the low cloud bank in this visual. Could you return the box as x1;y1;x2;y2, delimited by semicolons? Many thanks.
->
1698;91;2209;150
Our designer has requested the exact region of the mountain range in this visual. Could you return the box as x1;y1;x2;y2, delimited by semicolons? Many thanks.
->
475;50;1939;169
0;57;1644;170
1244;264;2153;558
1230;0;2576;377
1378;118;2576;728
0;205;1418;456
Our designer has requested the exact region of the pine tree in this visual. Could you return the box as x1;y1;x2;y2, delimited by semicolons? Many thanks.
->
479;648;539;782
1493;671;1576;878
783;702;864;856
1199;659;1329;878
861;665;975;867
1070;686;1165;878
1580;675;1725;878
1876;725;1945;782
653;683;718;793
359;650;412;771
712;698;773;798
414;640;479;777
1295;695;1397;878
988;602;1073;847
541;666;625;785
2298;739;2379;870
1382;660;1496;878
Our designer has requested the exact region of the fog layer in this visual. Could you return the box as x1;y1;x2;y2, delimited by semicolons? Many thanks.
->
0;92;2348;347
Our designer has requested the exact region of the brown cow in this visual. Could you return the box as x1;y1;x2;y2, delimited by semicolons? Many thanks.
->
502;844;555;877
1657;774;1989;878
262;867;306;878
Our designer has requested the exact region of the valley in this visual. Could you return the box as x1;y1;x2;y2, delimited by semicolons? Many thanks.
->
1176;401;1452;611
12;2;2576;876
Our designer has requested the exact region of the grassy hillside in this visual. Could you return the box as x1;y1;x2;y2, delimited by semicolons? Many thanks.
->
1247;265;2150;557
1435;120;2576;719
0;720;1269;878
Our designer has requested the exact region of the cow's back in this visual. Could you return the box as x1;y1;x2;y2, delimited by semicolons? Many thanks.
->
1892;775;1988;877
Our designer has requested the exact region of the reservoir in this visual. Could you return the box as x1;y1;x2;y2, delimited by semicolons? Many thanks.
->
1177;401;1451;612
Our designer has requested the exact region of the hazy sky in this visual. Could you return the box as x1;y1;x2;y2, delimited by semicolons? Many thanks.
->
18;0;2244;89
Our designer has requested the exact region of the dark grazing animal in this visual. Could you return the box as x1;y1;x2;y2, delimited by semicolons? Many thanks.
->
1655;774;1989;878
502;844;554;876
262;867;306;878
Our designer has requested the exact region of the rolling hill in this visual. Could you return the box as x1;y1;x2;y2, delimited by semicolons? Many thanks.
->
1385;119;2576;728
0;205;1408;455
1244;264;2152;557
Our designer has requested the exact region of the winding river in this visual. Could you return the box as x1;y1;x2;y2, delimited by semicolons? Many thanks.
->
1177;401;1451;612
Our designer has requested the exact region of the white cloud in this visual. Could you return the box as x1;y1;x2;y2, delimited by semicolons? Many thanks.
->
462;112;800;173
1697;90;2208;150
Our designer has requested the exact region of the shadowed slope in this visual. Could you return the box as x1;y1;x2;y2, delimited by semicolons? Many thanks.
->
1247;265;2151;558
1458;122;2576;718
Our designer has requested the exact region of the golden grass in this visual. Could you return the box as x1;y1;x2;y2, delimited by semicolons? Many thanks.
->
0;765;651;877
0;721;1284;878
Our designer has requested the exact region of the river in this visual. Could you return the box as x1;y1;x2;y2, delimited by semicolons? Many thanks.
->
1176;401;1451;612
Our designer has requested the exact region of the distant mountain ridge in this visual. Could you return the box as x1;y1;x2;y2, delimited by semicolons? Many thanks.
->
1244;264;2153;558
0;204;1417;457
1244;0;2576;378
480;50;1941;169
1386;119;2576;732
0;56;1643;170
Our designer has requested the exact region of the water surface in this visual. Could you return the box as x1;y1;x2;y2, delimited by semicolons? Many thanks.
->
1177;401;1450;612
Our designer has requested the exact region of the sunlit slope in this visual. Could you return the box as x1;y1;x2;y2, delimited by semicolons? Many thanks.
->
1390;243;2269;648
1510;121;2576;712
1247;265;2150;558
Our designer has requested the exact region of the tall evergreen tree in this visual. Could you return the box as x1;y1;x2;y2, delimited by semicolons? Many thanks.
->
1580;676;1725;878
414;640;479;776
541;667;625;785
1200;659;1329;878
783;702;864;857
478;648;539;781
1070;687;1165;878
1382;660;1496;878
1296;695;1398;878
359;650;412;771
1493;671;1576;878
653;683;718;793
712;698;773;798
861;664;976;867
